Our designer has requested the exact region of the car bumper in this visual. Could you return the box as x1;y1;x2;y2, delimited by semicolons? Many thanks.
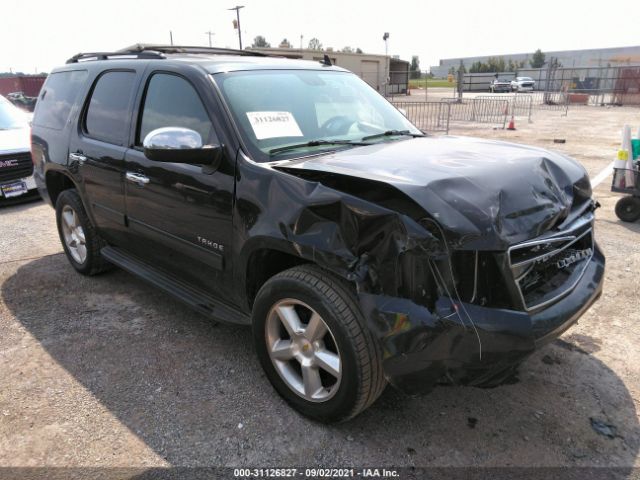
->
0;174;39;203
358;243;605;393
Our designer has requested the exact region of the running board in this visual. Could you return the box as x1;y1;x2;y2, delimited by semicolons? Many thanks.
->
101;246;250;325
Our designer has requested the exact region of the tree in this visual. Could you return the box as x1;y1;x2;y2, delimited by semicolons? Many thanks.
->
530;49;546;68
308;38;323;50
355;47;363;54
341;46;354;53
410;56;421;79
251;35;270;48
279;38;292;48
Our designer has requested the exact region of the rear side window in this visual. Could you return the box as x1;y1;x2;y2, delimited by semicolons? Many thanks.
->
84;70;136;145
33;70;88;130
138;73;212;145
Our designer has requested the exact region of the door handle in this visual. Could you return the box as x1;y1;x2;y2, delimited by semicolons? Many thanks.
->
126;171;150;187
68;152;87;163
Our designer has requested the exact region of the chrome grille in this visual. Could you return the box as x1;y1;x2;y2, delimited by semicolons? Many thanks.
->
508;213;594;311
0;152;33;183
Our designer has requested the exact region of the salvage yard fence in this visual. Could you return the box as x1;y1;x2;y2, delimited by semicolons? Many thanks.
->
393;96;539;133
393;101;450;134
459;65;640;107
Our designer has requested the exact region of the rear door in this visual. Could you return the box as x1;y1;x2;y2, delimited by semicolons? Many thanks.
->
122;69;236;301
68;68;140;245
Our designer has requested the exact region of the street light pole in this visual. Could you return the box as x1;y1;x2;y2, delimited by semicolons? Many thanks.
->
228;5;245;50
205;30;215;47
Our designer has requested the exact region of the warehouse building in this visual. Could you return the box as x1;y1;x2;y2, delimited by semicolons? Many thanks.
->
430;45;640;78
249;47;410;94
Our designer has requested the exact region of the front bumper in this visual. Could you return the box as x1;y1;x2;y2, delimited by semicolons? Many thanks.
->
358;243;604;394
0;174;39;203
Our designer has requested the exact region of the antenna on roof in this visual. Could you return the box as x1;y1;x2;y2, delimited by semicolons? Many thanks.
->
320;54;332;66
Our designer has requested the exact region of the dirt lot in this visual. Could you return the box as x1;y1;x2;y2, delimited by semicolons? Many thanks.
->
1;102;639;475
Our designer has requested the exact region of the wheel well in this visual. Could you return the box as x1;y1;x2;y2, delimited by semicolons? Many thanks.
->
45;171;76;207
245;249;308;309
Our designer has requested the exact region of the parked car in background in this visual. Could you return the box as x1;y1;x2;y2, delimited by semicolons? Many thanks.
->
489;78;512;93
0;95;38;204
511;77;535;92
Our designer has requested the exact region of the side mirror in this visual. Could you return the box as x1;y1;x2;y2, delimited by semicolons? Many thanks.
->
143;127;221;165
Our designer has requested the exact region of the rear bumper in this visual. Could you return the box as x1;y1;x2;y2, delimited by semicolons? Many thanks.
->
358;244;605;393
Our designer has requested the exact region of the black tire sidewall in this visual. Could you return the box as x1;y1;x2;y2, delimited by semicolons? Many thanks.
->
252;273;361;422
615;197;640;223
55;190;98;275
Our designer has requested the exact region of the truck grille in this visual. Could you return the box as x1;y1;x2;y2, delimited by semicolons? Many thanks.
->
0;152;33;183
508;214;594;311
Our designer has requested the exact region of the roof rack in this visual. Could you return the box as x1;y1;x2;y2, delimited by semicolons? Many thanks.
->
66;50;165;64
65;44;271;64
121;44;269;57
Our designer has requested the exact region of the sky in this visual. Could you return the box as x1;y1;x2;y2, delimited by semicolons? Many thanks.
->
2;0;639;74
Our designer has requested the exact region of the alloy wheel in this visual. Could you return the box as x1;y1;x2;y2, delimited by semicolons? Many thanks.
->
61;205;87;264
265;299;342;402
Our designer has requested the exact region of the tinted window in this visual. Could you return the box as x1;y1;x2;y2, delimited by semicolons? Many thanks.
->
33;70;88;130
85;71;136;145
138;74;212;145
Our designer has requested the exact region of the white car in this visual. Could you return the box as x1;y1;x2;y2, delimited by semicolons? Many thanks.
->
0;95;37;203
511;77;535;92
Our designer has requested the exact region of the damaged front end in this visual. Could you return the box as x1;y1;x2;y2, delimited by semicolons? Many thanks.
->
236;137;605;394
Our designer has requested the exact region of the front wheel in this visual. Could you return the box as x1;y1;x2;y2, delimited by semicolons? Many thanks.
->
252;265;386;422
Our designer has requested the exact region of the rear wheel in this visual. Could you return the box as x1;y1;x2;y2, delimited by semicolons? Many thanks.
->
615;196;640;222
56;189;111;275
252;265;385;422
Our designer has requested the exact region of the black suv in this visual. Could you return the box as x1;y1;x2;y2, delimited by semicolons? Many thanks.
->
32;45;604;422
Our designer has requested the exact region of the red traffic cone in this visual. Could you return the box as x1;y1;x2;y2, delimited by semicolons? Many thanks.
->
507;114;516;130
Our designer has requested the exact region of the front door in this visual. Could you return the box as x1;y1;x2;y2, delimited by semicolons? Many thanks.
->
123;71;236;302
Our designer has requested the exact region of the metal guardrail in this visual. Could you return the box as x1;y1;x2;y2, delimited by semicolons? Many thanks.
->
476;94;534;122
393;101;450;134
443;97;509;128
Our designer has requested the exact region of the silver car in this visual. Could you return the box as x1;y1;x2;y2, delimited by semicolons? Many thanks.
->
511;76;535;92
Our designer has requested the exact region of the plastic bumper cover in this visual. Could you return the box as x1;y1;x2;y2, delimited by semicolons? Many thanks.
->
358;244;605;394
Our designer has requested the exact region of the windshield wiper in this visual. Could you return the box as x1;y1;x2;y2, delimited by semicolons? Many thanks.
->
361;130;425;141
268;139;371;157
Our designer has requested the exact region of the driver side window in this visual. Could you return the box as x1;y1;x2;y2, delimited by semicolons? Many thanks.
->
137;73;213;145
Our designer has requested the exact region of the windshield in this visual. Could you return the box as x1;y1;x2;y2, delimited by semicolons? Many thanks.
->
0;97;29;130
520;77;533;81
213;70;421;161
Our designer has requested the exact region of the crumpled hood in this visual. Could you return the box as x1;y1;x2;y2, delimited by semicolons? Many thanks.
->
280;136;592;249
0;127;30;153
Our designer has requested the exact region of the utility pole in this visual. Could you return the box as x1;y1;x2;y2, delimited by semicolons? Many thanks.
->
169;31;174;46
382;33;390;96
205;30;215;47
228;5;245;50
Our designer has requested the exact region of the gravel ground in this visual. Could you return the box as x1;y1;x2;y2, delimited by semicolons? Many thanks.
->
0;104;639;473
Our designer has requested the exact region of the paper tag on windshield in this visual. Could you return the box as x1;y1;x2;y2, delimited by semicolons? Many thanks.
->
246;111;303;140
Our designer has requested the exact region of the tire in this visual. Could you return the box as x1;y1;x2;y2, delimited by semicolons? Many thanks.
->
55;189;111;275
615;196;640;222
252;265;386;422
